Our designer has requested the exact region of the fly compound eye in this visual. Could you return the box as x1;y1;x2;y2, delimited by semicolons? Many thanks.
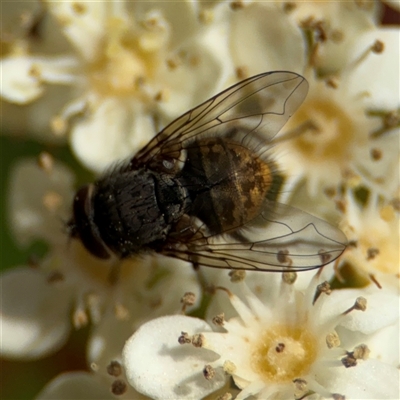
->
72;184;111;259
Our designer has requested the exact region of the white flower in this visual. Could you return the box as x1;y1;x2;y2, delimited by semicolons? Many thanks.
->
1;159;201;361
275;28;399;199
339;189;399;290
123;273;400;399
282;0;380;75
1;1;233;171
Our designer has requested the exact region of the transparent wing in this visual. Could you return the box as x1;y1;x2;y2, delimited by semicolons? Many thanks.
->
131;71;308;167
161;203;347;271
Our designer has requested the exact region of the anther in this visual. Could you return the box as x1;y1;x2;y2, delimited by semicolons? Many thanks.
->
203;364;215;380
107;360;122;377
228;270;246;282
111;379;127;396
192;333;205;348
282;271;297;284
212;313;225;327
326;331;341;348
178;332;192;345
342;297;367;315
181;292;196;314
313;281;331;305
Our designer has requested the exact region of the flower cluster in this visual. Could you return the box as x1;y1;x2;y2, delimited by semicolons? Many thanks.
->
1;1;398;399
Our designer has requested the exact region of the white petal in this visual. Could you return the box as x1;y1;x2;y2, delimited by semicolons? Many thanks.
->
88;258;201;369
7;159;74;247
123;315;226;400
46;1;109;61
336;321;400;368
1;56;44;104
35;372;114;400
202;330;260;384
347;28;400;109
70;98;155;172
230;4;305;75
317;359;400;399
316;287;399;335
338;289;398;335
0;267;71;360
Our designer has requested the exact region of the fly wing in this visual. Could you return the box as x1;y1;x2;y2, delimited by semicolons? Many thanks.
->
131;71;308;167
161;203;347;271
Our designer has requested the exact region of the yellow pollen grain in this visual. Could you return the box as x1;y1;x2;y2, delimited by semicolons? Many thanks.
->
251;325;317;383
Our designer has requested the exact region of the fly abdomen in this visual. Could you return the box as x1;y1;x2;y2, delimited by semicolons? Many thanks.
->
180;137;273;234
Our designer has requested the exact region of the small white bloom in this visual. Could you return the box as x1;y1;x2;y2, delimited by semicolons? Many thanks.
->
123;273;400;399
1;1;233;171
283;0;380;75
276;28;399;199
339;189;399;290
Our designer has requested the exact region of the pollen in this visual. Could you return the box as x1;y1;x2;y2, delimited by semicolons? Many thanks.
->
251;324;317;383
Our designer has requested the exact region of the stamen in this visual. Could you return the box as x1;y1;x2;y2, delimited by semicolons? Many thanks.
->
111;379;127;395
342;297;367;315
192;333;205;348
203;364;215;380
353;344;370;360
178;332;191;345
212;313;225;327
107;360;122;377
371;40;384;54
312;281;331;305
181;291;196;314
229;270;246;282
369;273;382;289
293;378;309;398
282;271;297;284
341;352;357;368
326;331;341;349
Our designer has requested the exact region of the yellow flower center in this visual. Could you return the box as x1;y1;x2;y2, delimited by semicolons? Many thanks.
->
285;91;364;166
251;324;317;383
87;15;168;98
